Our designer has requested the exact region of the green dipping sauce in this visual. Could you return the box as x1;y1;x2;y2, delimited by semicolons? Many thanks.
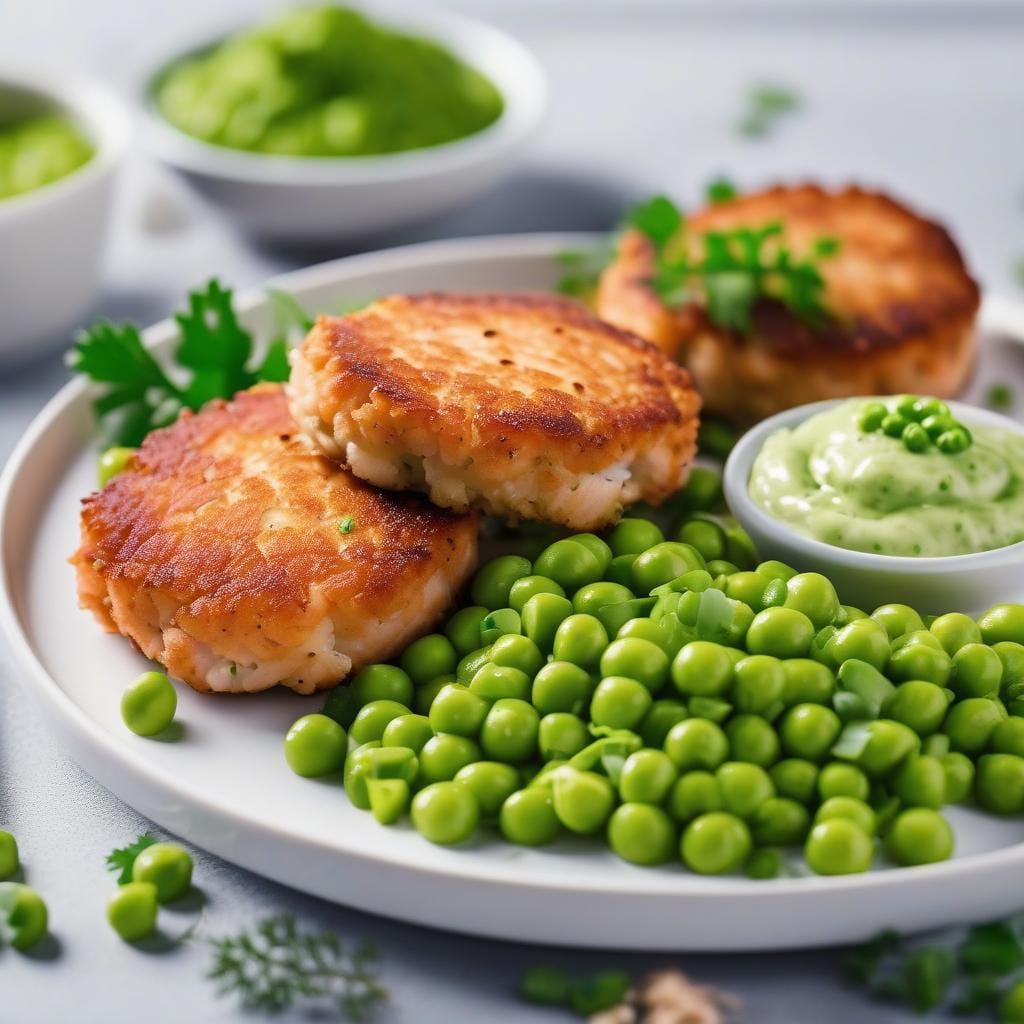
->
0;114;93;201
749;398;1024;557
153;5;505;158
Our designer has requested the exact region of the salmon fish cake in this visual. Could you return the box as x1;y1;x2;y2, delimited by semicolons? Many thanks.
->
72;384;478;694
289;292;701;530
597;184;980;423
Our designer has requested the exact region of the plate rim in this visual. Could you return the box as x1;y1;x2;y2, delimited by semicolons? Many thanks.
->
5;232;1024;934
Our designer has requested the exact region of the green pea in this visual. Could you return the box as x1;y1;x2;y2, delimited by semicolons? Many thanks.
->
941;752;975;803
944;697;1006;754
457;646;492;684
321;687;359;728
98;445;137;486
836;604;868;626
751;797;810;845
929;612;982;656
469;663;531;702
976;753;1024;815
761;578;788;609
881;411;908;438
664;719;729;771
529;662;590;716
888;640;951;686
632;542;704;594
0;882;47;950
677;519;726;562
784;573;840;630
571;533;613;574
418;734;481;784
538;713;590;761
400;634;457;685
426;684;485;737
0;831;18;881
366;778;411;825
805;819;873;875
607;803;676;865
725;525;758;570
121;670;177;737
480;608;522;645
552;613;609;669
480;698;539;763
132;842;193;903
680;465;724;510
488;634;544;677
781;659;836;706
681;812;751;874
411;782;479;845
348;666;411;709
551;767;615;834
886;809;953;866
780;704;841;762
619;749;677;804
284;714;348;777
769;759;819;805
572;581;634;618
668;771;721;822
746;607;815;659
817;763;869;802
455;761;520;818
606;554;640;588
922;412;956;440
826;619;890;672
950;643;1003;699
445;607;490;656
350;699;412;745
833;719;920;776
706;559;740;577
725;715;779;767
882;681;950;736
936;427;971;454
590;676;652;730
1000;980;1024;1024
471;555;533;609
871;604;925;641
107;881;158;942
716;761;775;819
902;422;929;453
995;641;1024;695
858;400;888;432
730;655;785;715
415;676;452;714
533;539;603;592
744;848;782;880
380;714;432;753
723;571;768;610
519;593;572;653
639;699;688;748
992;716;1024;757
607;517;665;556
671;641;733;697
500;788;561;846
600;637;669;692
893;755;946;809
509;576;567;614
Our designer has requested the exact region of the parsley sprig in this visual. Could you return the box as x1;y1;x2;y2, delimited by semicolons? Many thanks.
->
627;194;839;334
208;915;386;1020
105;832;156;885
738;82;801;138
67;280;304;448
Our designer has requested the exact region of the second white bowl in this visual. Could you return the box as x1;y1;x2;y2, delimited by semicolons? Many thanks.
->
723;398;1024;615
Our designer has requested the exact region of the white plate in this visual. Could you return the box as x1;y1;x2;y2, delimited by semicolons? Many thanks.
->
3;234;1024;951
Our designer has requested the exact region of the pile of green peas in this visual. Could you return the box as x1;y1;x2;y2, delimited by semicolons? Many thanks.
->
858;394;972;455
282;465;1024;878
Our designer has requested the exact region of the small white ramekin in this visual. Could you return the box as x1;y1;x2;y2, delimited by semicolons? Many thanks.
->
724;398;1024;615
138;4;547;242
0;70;128;361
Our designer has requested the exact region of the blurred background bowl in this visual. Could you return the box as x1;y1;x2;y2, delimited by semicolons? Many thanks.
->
138;4;548;243
0;71;127;361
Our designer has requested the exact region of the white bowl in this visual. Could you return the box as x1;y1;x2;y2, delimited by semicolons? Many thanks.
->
0;71;128;361
724;398;1024;615
139;4;547;242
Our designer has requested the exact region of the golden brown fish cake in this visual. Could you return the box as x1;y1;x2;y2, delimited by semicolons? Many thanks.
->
289;292;701;531
597;184;980;422
72;384;478;695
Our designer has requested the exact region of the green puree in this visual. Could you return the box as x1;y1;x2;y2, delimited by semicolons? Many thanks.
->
750;399;1024;557
0;115;93;201
154;6;504;158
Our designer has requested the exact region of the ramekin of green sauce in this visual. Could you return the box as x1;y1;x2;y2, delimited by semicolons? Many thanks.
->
724;398;1024;614
139;5;546;241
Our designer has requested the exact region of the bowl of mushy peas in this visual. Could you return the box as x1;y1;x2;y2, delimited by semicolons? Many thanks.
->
724;397;1024;614
140;5;547;242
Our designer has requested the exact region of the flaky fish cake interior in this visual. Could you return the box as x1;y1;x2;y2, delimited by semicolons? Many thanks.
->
289;292;701;531
72;384;478;694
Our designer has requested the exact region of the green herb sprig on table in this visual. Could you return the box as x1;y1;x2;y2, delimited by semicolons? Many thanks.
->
66;280;308;448
105;832;156;886
737;82;802;138
627;195;839;334
208;914;386;1020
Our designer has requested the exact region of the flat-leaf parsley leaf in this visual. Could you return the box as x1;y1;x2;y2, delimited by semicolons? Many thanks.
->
105;832;156;886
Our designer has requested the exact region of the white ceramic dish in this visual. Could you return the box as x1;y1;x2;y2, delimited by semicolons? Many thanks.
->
0;70;128;360
3;235;1024;952
139;4;547;242
724;399;1024;615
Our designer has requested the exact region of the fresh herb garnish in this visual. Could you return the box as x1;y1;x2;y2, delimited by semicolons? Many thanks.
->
105;832;156;886
705;177;739;205
208;915;386;1020
988;383;1015;411
338;516;356;534
627;195;839;333
67;280;301;447
554;243;616;300
738;82;801;138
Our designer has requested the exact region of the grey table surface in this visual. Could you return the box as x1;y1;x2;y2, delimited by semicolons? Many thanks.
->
3;1;1024;1020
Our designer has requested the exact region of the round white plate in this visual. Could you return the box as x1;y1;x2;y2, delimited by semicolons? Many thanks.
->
4;234;1024;951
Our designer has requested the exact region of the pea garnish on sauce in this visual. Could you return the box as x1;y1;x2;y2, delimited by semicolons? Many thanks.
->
153;6;504;158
